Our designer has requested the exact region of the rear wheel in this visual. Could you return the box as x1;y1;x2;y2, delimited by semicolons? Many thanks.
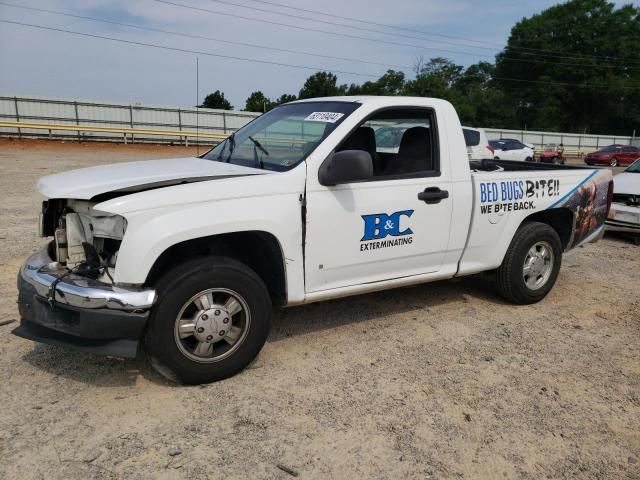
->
610;157;618;167
495;222;562;304
144;256;272;384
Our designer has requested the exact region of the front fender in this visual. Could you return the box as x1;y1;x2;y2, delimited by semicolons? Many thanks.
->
94;166;307;303
113;197;301;285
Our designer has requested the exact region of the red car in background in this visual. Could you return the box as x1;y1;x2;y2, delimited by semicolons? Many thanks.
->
584;144;640;167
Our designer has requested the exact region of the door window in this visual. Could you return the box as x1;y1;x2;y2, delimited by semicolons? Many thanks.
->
336;109;439;178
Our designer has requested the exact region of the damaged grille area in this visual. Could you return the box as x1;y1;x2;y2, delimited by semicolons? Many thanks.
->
40;199;126;280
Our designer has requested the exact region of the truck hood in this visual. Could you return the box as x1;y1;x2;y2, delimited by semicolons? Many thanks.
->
614;172;640;195
37;157;269;200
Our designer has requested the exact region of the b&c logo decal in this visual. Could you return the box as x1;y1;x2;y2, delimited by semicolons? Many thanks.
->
360;210;414;251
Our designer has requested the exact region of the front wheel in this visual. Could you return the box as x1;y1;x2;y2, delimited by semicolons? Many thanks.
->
610;157;618;167
495;222;562;304
144;256;272;384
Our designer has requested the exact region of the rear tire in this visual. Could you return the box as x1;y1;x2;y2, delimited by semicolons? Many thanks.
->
495;222;562;304
144;256;272;384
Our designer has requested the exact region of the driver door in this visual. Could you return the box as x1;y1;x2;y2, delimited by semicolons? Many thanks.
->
304;108;453;293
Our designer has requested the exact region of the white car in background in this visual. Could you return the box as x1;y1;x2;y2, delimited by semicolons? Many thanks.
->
606;158;640;244
462;127;493;161
489;138;535;162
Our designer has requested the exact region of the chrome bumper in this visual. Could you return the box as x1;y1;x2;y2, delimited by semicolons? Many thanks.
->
605;203;640;234
20;244;156;312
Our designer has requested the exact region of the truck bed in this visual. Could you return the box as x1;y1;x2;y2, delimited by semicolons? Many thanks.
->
470;159;594;172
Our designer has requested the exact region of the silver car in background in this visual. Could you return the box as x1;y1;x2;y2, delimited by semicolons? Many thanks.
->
606;158;640;244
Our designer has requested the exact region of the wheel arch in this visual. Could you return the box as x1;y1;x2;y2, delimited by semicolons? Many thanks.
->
145;231;288;307
520;207;574;250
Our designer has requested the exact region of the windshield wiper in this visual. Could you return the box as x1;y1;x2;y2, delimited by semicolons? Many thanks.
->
225;132;236;163
248;136;269;156
216;133;234;161
248;135;269;169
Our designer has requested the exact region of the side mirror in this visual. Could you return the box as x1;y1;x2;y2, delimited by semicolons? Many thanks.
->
319;150;373;186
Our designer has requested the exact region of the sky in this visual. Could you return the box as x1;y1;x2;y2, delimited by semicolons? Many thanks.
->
0;0;629;109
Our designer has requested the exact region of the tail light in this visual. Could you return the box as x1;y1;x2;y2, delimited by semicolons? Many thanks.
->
487;145;494;154
605;180;614;218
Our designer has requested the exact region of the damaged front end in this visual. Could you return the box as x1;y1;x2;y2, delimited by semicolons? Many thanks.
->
14;199;156;358
41;199;127;279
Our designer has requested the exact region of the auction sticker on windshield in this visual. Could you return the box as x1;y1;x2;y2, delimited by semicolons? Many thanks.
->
304;112;345;123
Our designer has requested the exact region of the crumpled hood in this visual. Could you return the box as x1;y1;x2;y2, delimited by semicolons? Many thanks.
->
614;172;640;195
37;157;270;200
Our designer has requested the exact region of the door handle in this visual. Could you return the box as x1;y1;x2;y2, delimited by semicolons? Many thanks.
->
418;187;449;204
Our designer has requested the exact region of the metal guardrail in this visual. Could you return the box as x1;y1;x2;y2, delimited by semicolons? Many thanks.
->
0;121;603;156
532;147;591;157
0;95;261;145
0;120;228;146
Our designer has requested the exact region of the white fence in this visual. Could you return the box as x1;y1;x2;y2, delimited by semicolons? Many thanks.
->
0;95;260;144
0;94;636;151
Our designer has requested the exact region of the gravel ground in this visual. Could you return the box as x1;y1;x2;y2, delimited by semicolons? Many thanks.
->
0;139;638;480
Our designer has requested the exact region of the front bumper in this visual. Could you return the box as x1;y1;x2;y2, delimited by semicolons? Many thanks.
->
605;202;640;234
13;243;156;358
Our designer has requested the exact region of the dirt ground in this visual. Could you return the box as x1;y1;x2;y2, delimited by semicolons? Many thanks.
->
0;139;638;480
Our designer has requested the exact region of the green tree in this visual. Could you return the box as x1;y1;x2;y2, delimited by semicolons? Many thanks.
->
274;93;297;105
201;90;233;110
403;58;474;122
455;62;516;128
404;57;464;97
245;91;274;112
298;71;341;99
347;70;406;96
495;0;640;134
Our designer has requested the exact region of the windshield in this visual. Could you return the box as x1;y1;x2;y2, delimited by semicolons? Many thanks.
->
626;158;640;173
203;101;360;171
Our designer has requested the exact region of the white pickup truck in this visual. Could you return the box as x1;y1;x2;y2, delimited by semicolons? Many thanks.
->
14;96;613;384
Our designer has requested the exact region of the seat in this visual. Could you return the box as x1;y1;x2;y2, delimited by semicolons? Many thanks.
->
384;126;431;175
338;126;381;172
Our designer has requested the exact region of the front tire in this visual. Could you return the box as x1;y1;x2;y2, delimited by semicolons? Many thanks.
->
610;157;618;167
495;222;562;304
144;256;272;384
